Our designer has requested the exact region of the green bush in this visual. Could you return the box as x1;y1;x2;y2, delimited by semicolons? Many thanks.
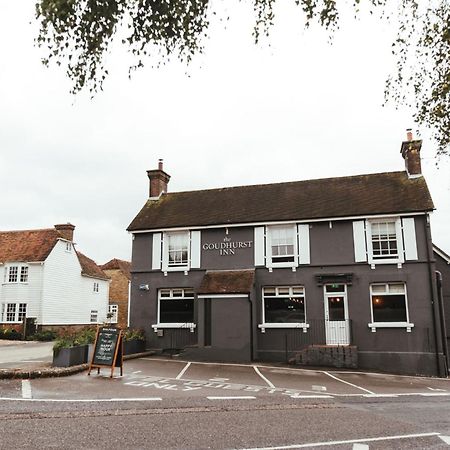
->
123;328;145;342
0;328;22;340
53;335;75;355
74;328;96;346
31;330;57;341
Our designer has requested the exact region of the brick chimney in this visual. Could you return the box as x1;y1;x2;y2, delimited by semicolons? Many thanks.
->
147;159;171;198
55;223;75;241
400;129;422;178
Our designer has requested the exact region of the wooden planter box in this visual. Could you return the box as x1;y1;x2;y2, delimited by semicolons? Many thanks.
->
53;345;89;367
123;339;145;355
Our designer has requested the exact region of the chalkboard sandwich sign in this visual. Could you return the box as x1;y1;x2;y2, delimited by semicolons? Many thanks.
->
88;327;123;378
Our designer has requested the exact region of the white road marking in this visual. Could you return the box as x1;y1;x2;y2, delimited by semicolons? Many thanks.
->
132;371;142;374
426;387;446;392
209;378;230;382
239;432;441;449
175;362;191;380
312;385;327;392
322;371;375;394
0;397;162;403
439;435;450;444
19;360;45;363
353;445;369;450
289;395;333;399
21;380;32;399
419;392;450;397
253;366;275;388
207;396;256;400
363;394;399;398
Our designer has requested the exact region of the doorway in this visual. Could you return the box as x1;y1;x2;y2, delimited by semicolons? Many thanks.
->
324;284;350;345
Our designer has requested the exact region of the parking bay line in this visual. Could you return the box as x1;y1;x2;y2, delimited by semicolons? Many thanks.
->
239;432;441;449
21;380;32;399
0;397;162;403
322;371;375;395
253;366;276;388
207;396;256;400
175;362;191;380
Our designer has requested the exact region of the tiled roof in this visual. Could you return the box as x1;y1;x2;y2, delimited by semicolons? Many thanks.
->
0;228;61;263
101;258;131;280
198;270;255;295
127;171;434;231
433;244;450;264
76;251;109;280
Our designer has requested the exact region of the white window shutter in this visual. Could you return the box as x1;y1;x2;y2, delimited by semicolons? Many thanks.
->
161;233;169;270
265;227;273;268
254;226;265;266
297;224;310;265
190;231;201;268
152;233;162;270
402;218;418;260
353;221;367;262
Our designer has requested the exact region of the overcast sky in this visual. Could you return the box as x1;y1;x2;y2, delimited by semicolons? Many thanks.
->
0;1;449;265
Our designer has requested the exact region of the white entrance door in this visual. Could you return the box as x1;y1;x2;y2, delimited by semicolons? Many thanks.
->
324;284;350;345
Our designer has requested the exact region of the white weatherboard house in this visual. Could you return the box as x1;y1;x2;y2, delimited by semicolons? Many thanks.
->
0;224;109;329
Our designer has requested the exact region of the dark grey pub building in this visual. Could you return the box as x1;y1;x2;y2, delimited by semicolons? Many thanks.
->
128;133;448;377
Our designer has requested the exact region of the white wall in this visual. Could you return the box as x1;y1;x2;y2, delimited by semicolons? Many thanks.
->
41;240;109;325
0;262;44;323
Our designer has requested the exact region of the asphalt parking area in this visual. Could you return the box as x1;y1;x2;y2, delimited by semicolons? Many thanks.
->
0;357;449;403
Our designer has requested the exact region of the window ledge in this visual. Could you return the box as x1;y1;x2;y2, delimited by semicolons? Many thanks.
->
368;322;414;332
258;323;309;333
152;323;196;332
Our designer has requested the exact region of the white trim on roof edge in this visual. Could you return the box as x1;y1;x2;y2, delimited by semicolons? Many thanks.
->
129;211;430;234
433;245;450;264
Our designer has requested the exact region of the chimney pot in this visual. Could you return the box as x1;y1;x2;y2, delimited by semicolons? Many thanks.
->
158;159;163;171
406;128;413;142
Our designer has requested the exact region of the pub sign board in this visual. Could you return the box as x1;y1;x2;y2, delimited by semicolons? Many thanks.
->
88;327;123;378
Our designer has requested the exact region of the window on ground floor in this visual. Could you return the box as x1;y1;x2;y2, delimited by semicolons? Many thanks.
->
259;286;308;332
369;282;413;332
90;310;98;323
1;303;27;323
108;304;118;323
158;288;194;324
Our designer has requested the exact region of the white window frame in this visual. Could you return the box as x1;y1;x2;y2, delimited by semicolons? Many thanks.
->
152;288;196;332
3;264;29;284
366;218;404;268
162;231;191;273
1;302;27;323
108;304;118;323
258;286;309;332
93;282;99;293
65;242;72;252
90;310;98;323
266;225;298;270
368;282;414;332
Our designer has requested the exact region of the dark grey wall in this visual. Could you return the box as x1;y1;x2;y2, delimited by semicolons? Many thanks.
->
435;251;450;343
129;215;446;376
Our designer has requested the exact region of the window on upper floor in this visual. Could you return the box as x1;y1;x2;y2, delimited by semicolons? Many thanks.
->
1;303;27;323
151;230;201;273
65;242;72;252
254;224;310;270
368;283;414;332
167;232;189;268
353;217;418;268
4;265;28;284
93;282;99;293
268;226;296;265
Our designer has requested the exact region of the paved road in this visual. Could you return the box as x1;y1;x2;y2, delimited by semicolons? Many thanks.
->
0;340;53;368
1;357;450;448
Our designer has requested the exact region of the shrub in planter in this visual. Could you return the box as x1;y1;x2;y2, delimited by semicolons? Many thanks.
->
123;328;146;355
52;330;94;367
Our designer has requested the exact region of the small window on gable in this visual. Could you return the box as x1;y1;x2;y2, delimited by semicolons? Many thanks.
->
93;282;99;293
65;242;72;252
